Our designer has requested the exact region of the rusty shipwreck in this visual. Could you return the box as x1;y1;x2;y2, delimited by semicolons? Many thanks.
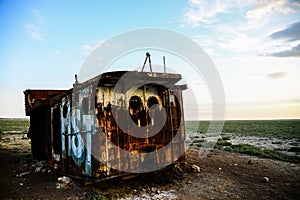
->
24;57;187;180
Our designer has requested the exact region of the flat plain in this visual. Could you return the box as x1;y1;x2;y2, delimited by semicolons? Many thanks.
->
0;118;299;199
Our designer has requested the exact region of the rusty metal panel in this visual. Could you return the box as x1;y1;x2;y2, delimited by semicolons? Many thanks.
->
24;90;69;116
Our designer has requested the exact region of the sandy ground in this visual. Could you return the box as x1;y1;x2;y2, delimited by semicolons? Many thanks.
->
0;133;299;200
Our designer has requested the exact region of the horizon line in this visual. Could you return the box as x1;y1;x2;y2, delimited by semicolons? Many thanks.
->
1;116;299;121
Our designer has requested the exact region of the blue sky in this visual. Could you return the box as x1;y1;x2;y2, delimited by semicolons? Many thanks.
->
0;0;300;119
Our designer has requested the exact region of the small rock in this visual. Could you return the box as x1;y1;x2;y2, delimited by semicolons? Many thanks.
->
192;164;201;173
218;167;222;170
17;171;31;177
30;163;36;170
58;176;71;184
36;160;47;167
187;181;192;184
263;176;270;183
19;182;23;186
175;164;183;172
234;163;238;166
156;190;161;194
35;166;43;173
248;160;253;164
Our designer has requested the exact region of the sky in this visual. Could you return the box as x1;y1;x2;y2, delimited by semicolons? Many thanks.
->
0;0;300;120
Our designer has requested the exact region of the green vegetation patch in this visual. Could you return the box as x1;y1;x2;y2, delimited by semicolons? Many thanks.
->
196;141;215;148
222;120;300;139
221;135;231;140
186;120;300;140
91;194;107;200
216;139;232;146
225;144;300;163
0;118;29;133
192;139;204;143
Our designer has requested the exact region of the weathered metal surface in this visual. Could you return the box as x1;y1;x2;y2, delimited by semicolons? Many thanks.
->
24;90;69;159
24;71;186;180
24;90;69;115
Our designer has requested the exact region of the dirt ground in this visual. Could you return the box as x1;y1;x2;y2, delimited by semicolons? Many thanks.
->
0;134;299;200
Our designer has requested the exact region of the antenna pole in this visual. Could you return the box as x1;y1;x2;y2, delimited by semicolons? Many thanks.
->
148;53;152;73
163;56;166;73
141;52;152;73
75;74;78;84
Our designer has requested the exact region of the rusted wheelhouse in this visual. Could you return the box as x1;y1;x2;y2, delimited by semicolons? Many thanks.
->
24;69;186;181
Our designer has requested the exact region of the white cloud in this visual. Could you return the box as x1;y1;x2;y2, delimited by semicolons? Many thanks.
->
183;0;252;27
220;35;260;52
81;41;104;61
181;0;300;119
25;23;44;40
214;25;262;52
25;24;39;31
246;0;297;20
54;50;62;55
82;41;104;51
82;44;93;50
258;21;300;57
184;0;300;56
30;31;44;40
25;9;46;40
260;43;300;57
184;0;229;27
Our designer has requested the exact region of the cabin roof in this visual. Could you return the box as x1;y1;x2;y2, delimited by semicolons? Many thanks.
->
24;71;182;115
74;70;182;89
